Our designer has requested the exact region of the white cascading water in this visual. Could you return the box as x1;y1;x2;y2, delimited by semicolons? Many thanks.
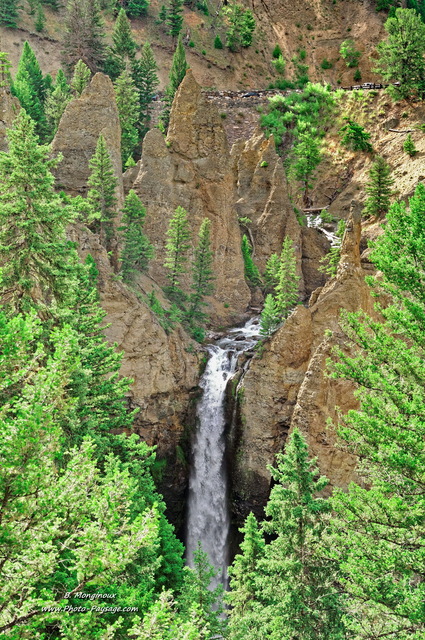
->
186;317;261;589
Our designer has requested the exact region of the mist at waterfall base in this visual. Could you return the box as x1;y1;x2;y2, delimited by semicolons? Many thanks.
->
186;317;261;590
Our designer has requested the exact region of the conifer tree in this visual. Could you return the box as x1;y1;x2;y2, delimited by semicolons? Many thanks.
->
0;0;19;28
120;190;154;283
292;132;321;204
105;8;137;79
0;110;77;313
363;155;394;218
126;0;149;16
131;41;159;137
227;513;266;639
62;0;106;73
160;35;187;132
87;134;118;251
263;252;280;293
403;132;418;157
159;3;167;22
45;70;72;139
167;0;184;37
114;69;139;165
328;183;425;639
70;58;91;95
240;9;255;47
241;234;261;286
35;3;45;31
275;236;299;318
12;42;48;139
164;205;191;300
259;294;280;337
188;218;214;324
339;118;372;152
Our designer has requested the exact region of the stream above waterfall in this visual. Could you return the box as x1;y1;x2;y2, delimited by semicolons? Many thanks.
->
185;317;261;589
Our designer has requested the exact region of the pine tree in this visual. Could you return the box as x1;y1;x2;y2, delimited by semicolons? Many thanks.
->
35;3;45;31
105;8;137;79
188;218;214;324
0;110;77;314
375;8;425;100
159;3;167;22
274;236;299;318
160;35;187;132
120;190;154;283
225;3;245;52
227;513;265;639
241;234;261;286
240;9;255;47
87;134;118;251
114;69;139;165
62;0;106;73
292;132;321;204
167;0;183;37
259;294;280;337
70;59;91;95
319;219;346;277
403;133;418;157
126;0;149;16
328;183;425;639
131;41;159;137
0;0;19;28
12;41;48;139
45;70;72;140
164;205;191;300
363;155;394;218
263;252;280;293
214;34;223;49
340;118;372;152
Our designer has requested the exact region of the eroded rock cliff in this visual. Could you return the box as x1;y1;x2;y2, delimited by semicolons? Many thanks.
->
232;204;375;521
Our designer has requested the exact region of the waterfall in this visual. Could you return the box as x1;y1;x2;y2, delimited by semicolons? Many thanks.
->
186;317;260;588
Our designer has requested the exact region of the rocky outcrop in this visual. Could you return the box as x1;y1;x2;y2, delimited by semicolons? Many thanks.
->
232;203;375;521
72;224;199;526
52;73;123;206
0;88;19;151
133;70;251;325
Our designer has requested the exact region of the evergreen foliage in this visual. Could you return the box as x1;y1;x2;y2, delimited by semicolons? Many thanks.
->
167;0;184;37
363;155;394;218
339;118;373;152
105;8;137;79
35;3;46;31
319;219;346;277
131;41;159;138
328;182;425;639
188;218;214;324
339;39;361;67
0;0;19;27
227;430;346;640
375;7;425;99
160;35;187;132
224;3;256;52
114;68;139;165
45;70;72;140
403;132;418;156
0;51;11;88
241;234;261;286
275;236;299;319
12;41;48;139
214;34;223;49
71;59;92;95
164;205;191;299
62;0;106;73
159;3;167;22
259;293;280;337
87;135;118;251
292;132;321;203
120;190;154;283
122;0;150;17
263;252;280;292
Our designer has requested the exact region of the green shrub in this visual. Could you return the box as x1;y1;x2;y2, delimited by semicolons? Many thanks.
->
189;40;195;47
272;44;282;58
321;58;333;69
214;34;223;49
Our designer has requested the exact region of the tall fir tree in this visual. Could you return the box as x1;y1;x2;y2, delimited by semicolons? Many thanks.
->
45;69;72;140
70;58;91;95
292;132;321;204
160;35;187;132
188;218;214;324
87;134;118;252
126;0;149;17
164;205;191;300
403;132;418;157
12;41;48;139
167;0;183;37
328;182;425;639
0;110;77;314
62;0;106;73
119;190;154;284
363;155;394;218
259;294;280;337
104;8;137;79
0;0;19;27
114;68;139;165
131;41;159;138
227;513;266;639
241;234;261;286
263;252;280;293
275;236;299;319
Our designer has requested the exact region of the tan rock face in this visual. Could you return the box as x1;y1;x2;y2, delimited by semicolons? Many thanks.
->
52;73;123;206
72;224;199;524
0;88;19;151
233;204;374;520
134;70;251;325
